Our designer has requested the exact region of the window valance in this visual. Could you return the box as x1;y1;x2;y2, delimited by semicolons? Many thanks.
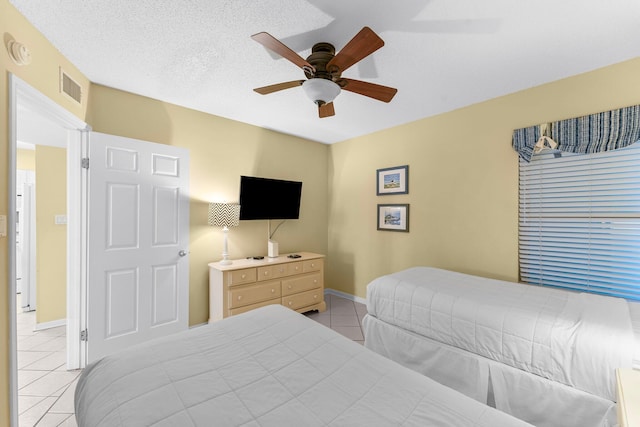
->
512;104;640;162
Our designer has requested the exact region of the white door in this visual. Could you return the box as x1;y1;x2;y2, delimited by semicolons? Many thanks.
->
87;132;189;363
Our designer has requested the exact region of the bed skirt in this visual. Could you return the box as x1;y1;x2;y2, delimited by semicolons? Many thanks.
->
363;314;617;427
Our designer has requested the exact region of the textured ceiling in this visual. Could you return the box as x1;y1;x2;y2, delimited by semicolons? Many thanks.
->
10;0;640;144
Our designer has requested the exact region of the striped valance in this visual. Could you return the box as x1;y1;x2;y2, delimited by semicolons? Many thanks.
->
512;104;640;162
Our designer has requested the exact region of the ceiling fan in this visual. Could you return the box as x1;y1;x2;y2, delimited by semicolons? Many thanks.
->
251;27;398;118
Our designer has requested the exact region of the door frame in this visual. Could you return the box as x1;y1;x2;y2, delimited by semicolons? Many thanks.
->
8;74;89;426
20;178;36;312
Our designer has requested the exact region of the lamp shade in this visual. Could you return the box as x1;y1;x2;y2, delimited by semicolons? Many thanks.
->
208;203;240;228
302;78;341;105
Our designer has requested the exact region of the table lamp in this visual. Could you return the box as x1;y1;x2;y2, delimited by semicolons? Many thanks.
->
208;202;240;265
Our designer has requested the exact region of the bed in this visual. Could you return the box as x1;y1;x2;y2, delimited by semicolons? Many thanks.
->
75;304;532;427
363;267;639;427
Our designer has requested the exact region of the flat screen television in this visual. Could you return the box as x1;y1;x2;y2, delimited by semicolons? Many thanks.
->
239;176;303;220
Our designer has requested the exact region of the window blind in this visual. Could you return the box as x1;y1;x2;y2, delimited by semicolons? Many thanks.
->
519;142;640;301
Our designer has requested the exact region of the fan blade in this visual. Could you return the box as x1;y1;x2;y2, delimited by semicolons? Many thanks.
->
319;102;335;118
327;27;384;74
254;80;305;95
341;79;397;103
251;32;315;72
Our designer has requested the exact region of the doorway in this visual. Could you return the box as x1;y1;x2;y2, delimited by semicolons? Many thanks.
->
8;75;88;426
14;140;79;425
8;75;191;426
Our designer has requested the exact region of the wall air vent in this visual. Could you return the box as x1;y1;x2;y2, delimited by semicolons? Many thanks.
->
59;68;82;104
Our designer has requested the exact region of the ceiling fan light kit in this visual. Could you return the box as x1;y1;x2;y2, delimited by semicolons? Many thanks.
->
251;27;397;118
302;78;341;106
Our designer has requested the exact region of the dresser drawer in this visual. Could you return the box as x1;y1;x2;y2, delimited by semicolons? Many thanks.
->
228;268;257;286
285;261;304;276
303;259;323;273
209;253;326;323
282;288;323;311
229;298;281;316
281;273;322;296
257;264;288;281
228;280;281;309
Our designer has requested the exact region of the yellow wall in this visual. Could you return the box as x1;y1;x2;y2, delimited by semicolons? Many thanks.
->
17;146;68;324
85;85;329;326
327;57;640;299
34;146;67;324
1;3;327;422
1;0;90;423
3;0;640;425
16;149;35;170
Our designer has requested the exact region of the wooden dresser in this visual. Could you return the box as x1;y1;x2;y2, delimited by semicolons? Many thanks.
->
617;368;640;427
208;252;326;323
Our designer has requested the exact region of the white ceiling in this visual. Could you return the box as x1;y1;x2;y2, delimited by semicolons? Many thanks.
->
10;0;640;144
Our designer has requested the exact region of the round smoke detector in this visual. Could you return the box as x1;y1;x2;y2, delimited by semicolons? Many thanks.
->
7;39;32;66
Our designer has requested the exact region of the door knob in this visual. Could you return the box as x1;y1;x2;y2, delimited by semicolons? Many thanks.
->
178;250;187;257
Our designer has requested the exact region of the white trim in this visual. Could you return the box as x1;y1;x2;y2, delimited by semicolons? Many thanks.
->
189;322;208;329
66;130;81;369
324;288;367;306
21;182;36;311
66;128;91;370
34;318;67;331
9;74;89;426
8;74;19;427
14;75;87;127
79;129;90;369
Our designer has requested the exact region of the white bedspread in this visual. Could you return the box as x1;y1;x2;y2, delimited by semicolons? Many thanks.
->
75;304;532;427
366;267;635;401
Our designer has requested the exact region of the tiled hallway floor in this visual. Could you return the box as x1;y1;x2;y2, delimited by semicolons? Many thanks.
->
16;296;79;427
14;292;366;426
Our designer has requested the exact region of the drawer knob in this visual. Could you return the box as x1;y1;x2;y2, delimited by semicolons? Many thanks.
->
313;279;317;284
241;274;246;279
271;289;275;293
264;271;269;276
238;296;242;300
279;268;284;273
288;285;292;290
314;295;318;299
288;302;292;306
311;263;315;268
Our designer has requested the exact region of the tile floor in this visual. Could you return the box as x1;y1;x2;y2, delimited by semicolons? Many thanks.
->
16;295;80;427
14;292;366;426
305;292;368;344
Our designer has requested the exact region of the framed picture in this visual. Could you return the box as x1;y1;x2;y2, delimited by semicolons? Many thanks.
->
377;204;409;232
376;165;408;195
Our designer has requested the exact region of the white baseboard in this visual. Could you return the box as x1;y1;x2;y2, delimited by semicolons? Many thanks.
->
324;288;367;306
34;318;66;331
189;322;208;329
